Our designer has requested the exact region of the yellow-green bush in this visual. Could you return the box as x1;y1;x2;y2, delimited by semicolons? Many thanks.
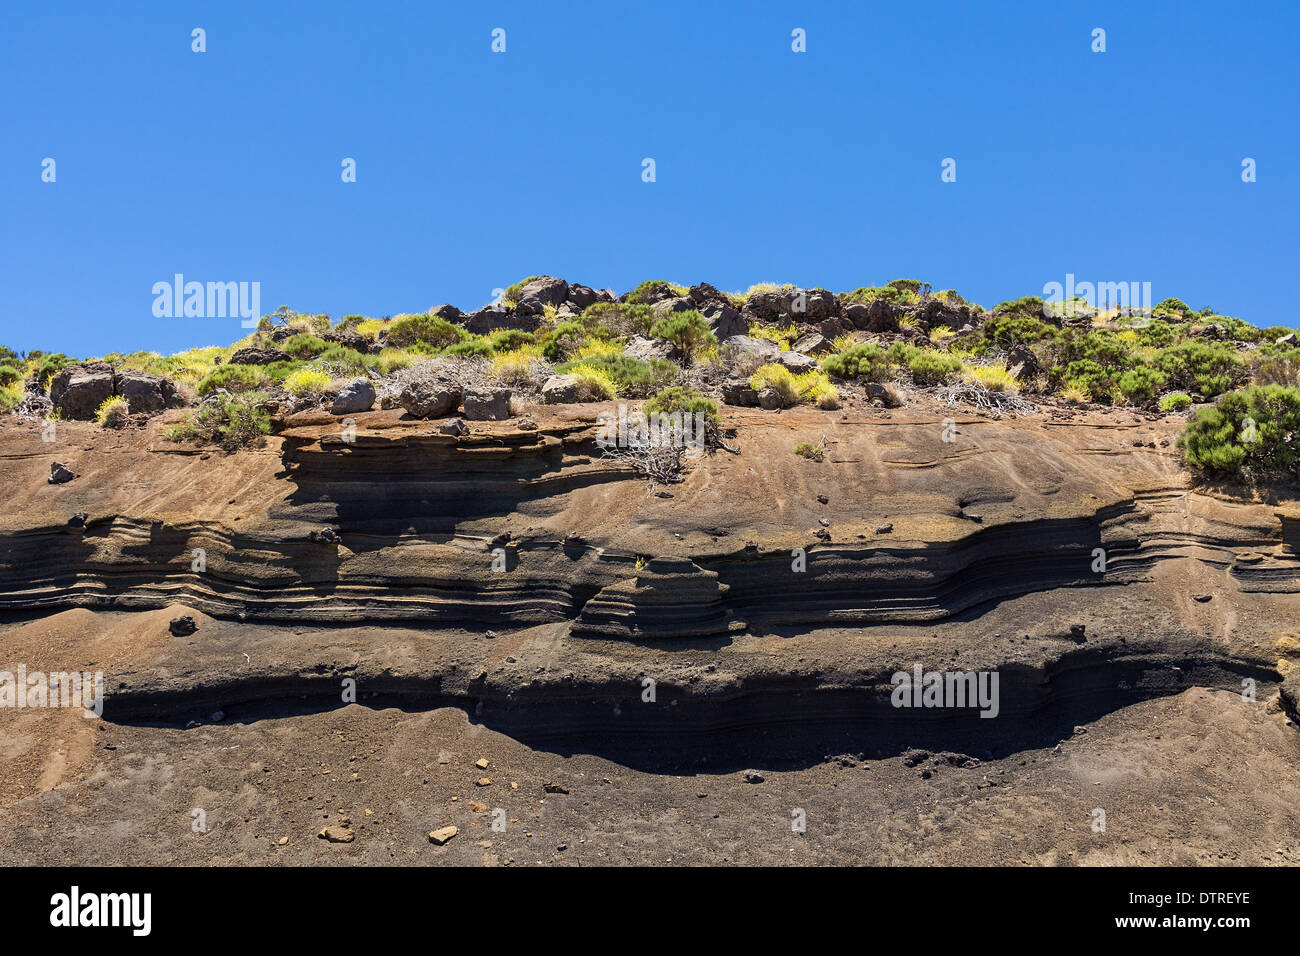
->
283;366;332;396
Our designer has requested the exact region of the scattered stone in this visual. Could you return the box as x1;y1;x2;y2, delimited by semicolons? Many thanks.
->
318;825;354;843
475;777;491;787
428;825;459;845
475;758;490;769
468;801;488;813
721;380;760;407
757;387;785;410
742;769;765;784
1193;594;1212;603
463;388;513;421
331;377;376;415
438;418;469;437
543;782;569;794
68;512;88;528
310;528;341;545
1069;623;1087;640
169;615;198;637
875;523;893;534
49;461;77;484
779;351;818;372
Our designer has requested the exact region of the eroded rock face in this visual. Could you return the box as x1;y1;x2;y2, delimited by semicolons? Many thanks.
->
331;377;376;415
49;365;115;420
399;381;460;418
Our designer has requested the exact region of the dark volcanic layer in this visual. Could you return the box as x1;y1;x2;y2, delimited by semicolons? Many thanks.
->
1;395;1298;864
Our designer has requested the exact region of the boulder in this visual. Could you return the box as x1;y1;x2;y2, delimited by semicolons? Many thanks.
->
438;418;469;436
567;284;600;310
619;281;680;305
721;380;760;406
169;615;198;637
431;304;463;323
700;302;747;340
779;351;819;372
49;461;77;484
514;277;570;315
463;388;512;421
114;370;184;414
652;296;695;314
331;377;376;415
722;335;782;361
757;387;785;410
398;381;461;419
792;332;832;355
228;346;290;366
866;382;904;408
1276;332;1296;346
541;374;583;404
49;364;115;420
789;288;839;321
688;282;732;309
1006;345;1041;380
745;289;792;322
624;335;681;363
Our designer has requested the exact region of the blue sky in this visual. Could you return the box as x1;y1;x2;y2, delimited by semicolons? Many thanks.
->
2;0;1296;357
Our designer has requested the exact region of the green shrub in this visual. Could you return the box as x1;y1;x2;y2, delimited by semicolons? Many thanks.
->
555;355;677;398
95;395;129;428
197;363;266;397
503;276;541;305
624;279;686;305
33;353;71;386
580;302;656;338
443;338;494;359
316;345;371;372
1153;298;1191;319
821;343;891;380
387;313;469;349
283;366;332;396
794;441;824;461
281;333;329;359
907;350;962;386
842;285;917;307
1153;341;1244;398
542;321;590;362
1136;320;1179;348
644;386;718;421
649;310;717;363
993;295;1048;318
1158;392;1193;412
166;391;273;452
0;363;21;387
1180;385;1300;477
980;315;1059;351
1115;366;1168;404
488;329;536;352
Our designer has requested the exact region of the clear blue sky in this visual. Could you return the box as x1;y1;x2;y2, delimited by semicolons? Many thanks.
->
3;0;1296;358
